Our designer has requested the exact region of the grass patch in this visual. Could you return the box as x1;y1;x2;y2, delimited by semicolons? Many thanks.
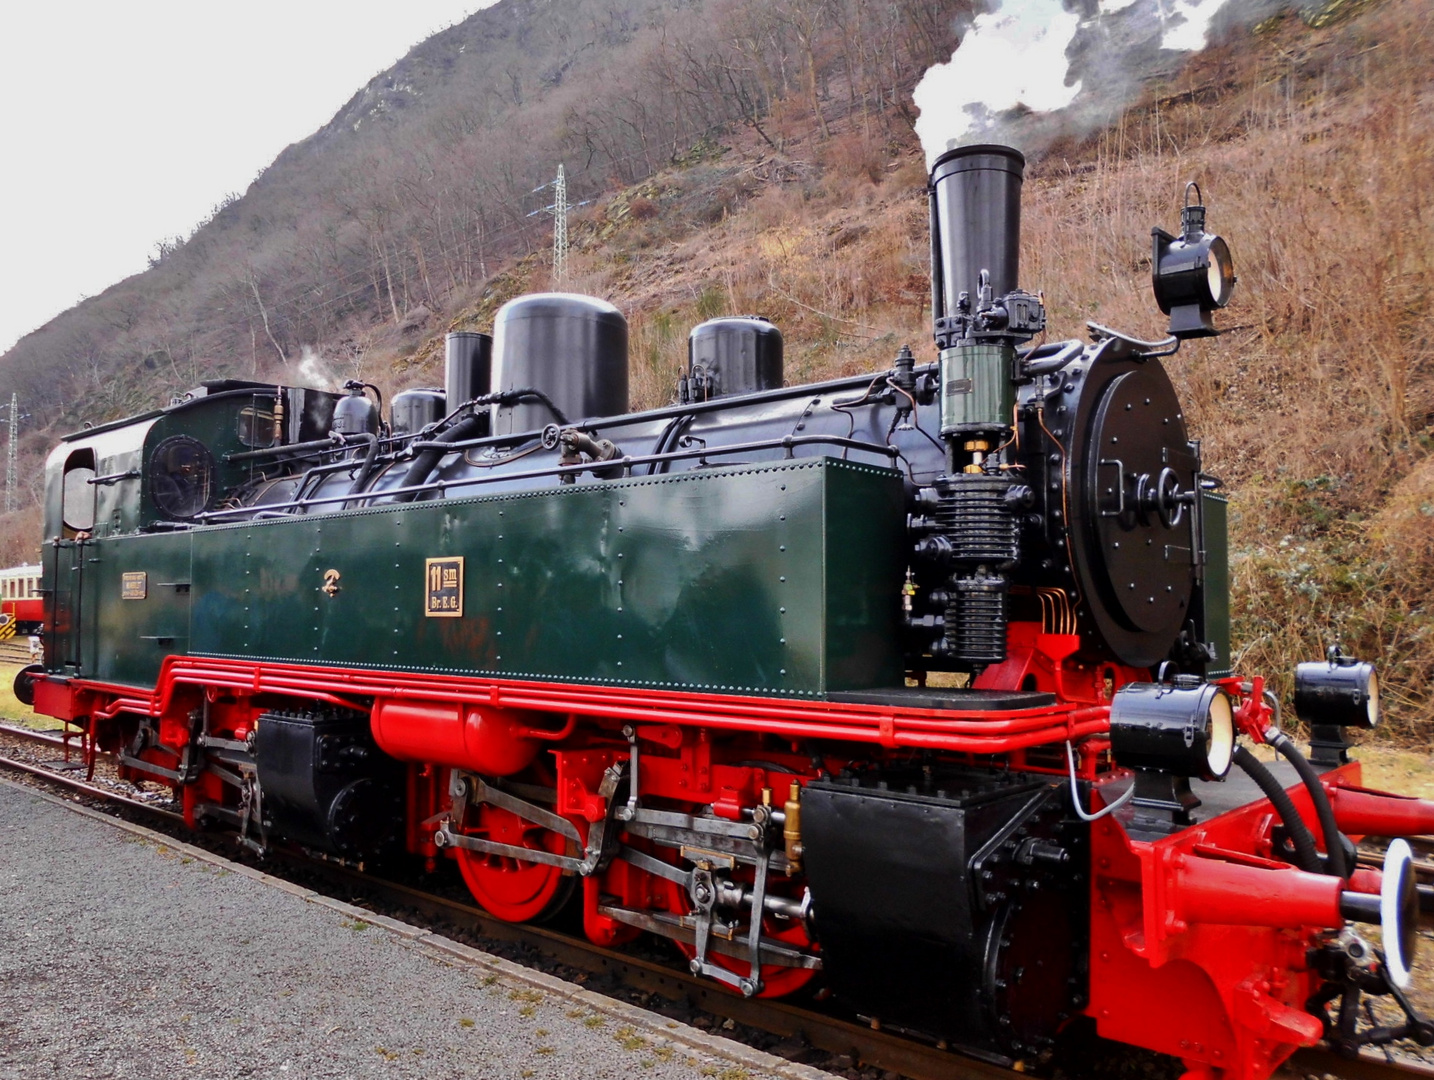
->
0;660;58;728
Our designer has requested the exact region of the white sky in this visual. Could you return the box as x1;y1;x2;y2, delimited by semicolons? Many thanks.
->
0;1;495;353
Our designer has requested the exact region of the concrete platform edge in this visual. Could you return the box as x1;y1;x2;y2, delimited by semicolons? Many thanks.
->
0;775;832;1080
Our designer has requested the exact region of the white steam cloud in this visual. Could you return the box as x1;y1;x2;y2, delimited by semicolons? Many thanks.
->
913;0;1237;166
296;345;339;390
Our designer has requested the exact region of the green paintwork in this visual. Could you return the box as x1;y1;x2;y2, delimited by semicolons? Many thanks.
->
939;342;1015;436
1200;491;1231;678
85;532;193;685
63;457;908;698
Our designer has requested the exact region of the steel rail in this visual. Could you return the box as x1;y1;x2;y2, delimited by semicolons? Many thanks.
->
0;720;116;766
0;752;180;821
1288;1048;1434;1080
0;721;73;750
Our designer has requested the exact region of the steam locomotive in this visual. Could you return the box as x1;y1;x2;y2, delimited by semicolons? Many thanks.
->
21;145;1434;1080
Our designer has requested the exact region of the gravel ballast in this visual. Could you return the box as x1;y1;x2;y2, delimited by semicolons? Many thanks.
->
0;778;820;1080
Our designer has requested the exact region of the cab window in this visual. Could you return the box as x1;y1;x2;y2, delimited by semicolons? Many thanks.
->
147;436;215;520
62;450;96;533
238;406;277;448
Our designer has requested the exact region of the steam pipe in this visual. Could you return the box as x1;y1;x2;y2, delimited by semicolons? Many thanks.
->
391;412;488;505
225;431;346;463
199;434;903;521
1022;340;1084;378
342;434;381;508
1233;745;1321;874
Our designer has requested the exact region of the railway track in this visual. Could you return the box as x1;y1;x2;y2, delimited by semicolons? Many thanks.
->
0;639;40;664
1;723;1431;1080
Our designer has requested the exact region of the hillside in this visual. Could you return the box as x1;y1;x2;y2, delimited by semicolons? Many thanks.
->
0;0;958;434
0;0;1430;727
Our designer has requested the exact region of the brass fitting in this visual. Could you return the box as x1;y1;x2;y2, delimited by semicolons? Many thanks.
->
783;782;803;872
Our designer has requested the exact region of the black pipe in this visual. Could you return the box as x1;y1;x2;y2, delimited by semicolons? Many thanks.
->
1233;745;1321;874
1022;340;1084;378
646;413;693;475
498;388;570;427
342;434;381;508
1266;728;1350;878
199;433;901;521
392;412;488;504
226;433;345;463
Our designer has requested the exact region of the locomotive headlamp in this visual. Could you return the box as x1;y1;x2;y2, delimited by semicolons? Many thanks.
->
1295;646;1379;729
1152;182;1236;339
1109;680;1235;781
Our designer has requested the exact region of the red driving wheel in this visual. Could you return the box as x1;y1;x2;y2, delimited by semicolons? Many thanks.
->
454;803;573;923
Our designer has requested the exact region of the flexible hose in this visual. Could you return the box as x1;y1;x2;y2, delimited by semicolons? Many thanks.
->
393;412;487;504
1266;729;1350;878
1233;745;1322;874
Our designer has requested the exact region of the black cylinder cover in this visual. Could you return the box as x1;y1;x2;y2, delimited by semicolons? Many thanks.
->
390;389;446;435
445;331;492;413
253;710;402;858
491;294;629;435
687;316;783;399
930;145;1024;320
801;771;1084;1055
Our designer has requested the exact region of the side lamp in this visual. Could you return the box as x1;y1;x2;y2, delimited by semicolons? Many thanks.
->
1109;679;1234;829
1152;182;1236;339
1295;645;1379;765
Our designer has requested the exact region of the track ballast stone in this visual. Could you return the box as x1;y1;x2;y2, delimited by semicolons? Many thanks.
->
0;779;814;1080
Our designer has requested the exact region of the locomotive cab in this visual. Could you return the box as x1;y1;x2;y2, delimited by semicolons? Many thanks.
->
44;379;340;540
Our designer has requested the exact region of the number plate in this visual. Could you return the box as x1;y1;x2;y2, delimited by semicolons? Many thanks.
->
424;557;464;618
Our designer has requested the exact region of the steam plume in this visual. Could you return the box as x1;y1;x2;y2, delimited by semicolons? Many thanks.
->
914;0;1239;166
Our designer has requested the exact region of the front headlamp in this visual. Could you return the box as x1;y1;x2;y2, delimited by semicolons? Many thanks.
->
1110;680;1235;782
1152;182;1237;339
